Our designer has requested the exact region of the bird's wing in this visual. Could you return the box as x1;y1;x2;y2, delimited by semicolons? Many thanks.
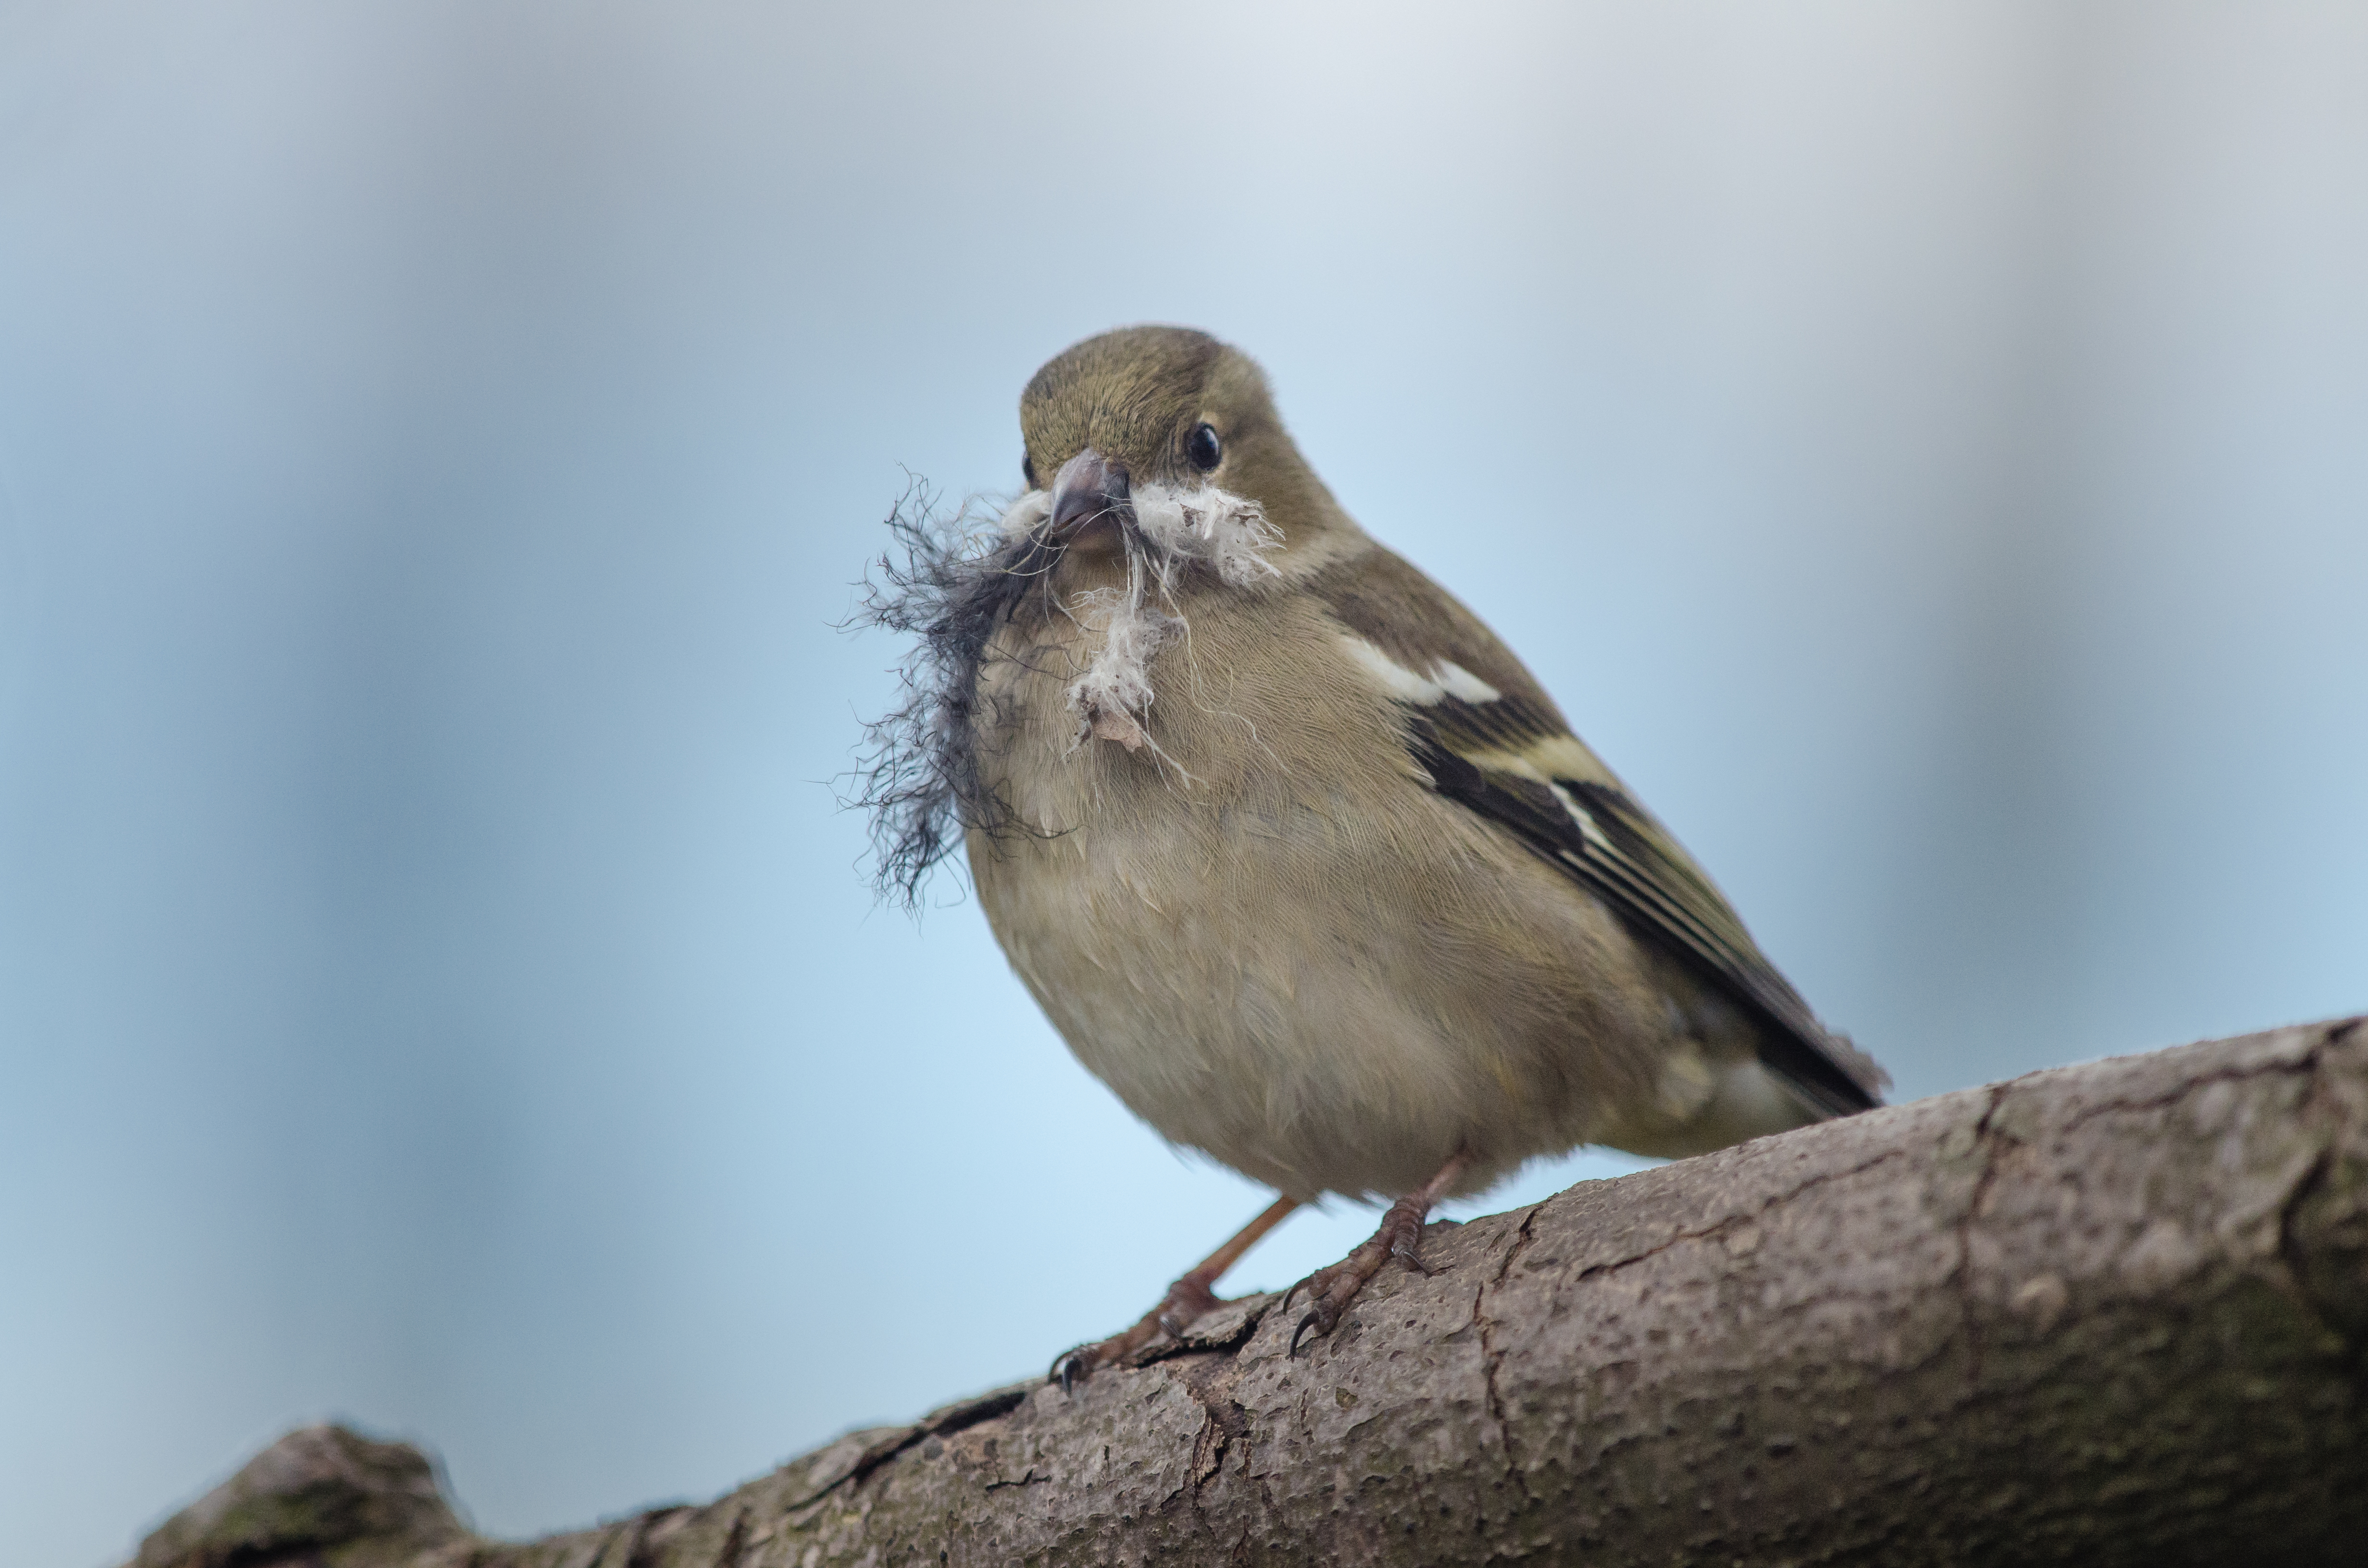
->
1306;546;1886;1118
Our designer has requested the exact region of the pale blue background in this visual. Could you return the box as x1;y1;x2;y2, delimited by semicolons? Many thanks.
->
3;4;2364;1565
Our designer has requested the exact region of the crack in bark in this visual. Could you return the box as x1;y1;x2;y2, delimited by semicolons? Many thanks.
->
780;1386;1032;1512
2056;1051;2324;1133
1563;1147;1912;1289
1489;1204;1543;1291
1953;1085;2010;1391
1170;1356;1253;1508
1471;1205;1541;1519
1131;1294;1276;1372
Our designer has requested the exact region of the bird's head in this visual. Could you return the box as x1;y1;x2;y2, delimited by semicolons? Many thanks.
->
1016;326;1351;564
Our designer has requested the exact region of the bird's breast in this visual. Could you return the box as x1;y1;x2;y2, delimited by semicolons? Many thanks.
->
961;582;1668;1199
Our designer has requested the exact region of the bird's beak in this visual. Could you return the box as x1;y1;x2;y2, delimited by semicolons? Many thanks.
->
1048;448;1131;542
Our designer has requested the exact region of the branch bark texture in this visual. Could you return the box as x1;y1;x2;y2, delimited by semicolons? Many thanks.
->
134;1018;2368;1567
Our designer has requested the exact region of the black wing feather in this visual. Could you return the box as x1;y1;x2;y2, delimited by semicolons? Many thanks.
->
1304;545;1883;1119
1406;712;1880;1119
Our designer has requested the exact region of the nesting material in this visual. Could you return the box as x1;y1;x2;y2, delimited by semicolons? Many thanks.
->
1062;557;1175;753
850;480;1278;905
1127;483;1284;590
1037;483;1280;752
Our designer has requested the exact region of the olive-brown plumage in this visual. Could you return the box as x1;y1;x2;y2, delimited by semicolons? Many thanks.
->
899;325;1885;1374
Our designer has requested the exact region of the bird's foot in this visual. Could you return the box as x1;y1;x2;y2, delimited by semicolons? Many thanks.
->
1048;1273;1227;1394
1289;1191;1435;1356
1046;1195;1303;1395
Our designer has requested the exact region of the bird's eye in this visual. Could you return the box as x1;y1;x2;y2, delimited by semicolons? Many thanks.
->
1022;453;1039;490
1185;422;1222;471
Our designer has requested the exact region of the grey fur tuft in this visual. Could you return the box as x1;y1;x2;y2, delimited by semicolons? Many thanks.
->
845;480;1056;908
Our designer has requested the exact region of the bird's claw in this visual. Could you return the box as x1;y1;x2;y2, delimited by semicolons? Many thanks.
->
1289;1302;1338;1358
1390;1236;1440;1276
1049;1347;1099;1396
1288;1257;1363;1357
1052;1270;1235;1395
1287;1193;1444;1358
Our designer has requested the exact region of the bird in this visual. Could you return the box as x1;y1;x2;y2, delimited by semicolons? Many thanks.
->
854;324;1887;1386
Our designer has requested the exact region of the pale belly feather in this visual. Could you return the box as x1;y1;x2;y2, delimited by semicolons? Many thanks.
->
966;582;1792;1200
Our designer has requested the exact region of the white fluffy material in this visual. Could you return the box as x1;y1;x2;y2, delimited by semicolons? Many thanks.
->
1000;483;1280;752
997;489;1052;537
1063;553;1178;752
1126;482;1283;589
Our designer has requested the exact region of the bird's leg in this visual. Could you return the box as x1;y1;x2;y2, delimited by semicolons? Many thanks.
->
1290;1150;1471;1357
1051;1195;1299;1392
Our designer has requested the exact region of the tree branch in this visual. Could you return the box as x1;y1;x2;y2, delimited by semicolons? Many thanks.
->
132;1017;2368;1567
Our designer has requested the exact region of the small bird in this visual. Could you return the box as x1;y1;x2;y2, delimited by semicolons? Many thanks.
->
856;325;1886;1384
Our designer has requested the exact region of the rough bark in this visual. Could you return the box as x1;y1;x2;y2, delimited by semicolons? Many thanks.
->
132;1017;2368;1567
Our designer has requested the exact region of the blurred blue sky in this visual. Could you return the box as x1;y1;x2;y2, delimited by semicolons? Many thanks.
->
2;3;2363;1564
